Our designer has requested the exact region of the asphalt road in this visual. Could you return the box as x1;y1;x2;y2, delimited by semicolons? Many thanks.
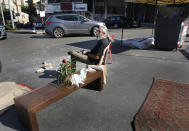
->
0;28;189;131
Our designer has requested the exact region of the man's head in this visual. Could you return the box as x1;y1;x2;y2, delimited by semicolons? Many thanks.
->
97;26;108;39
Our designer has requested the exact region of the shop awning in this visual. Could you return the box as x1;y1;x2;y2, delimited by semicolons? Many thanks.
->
130;0;189;5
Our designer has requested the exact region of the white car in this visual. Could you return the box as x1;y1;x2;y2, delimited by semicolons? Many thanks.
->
0;25;7;40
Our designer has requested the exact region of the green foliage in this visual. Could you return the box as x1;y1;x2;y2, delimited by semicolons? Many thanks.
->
57;59;76;88
0;15;2;24
3;9;11;20
4;24;17;30
27;0;37;22
21;6;29;14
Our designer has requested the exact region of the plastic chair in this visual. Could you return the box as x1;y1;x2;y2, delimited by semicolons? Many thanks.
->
88;43;110;84
108;35;114;64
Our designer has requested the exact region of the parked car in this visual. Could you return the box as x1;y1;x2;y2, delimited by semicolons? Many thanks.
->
45;14;106;38
103;16;127;28
0;24;7;40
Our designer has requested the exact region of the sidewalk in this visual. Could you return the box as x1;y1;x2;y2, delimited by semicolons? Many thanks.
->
7;29;45;34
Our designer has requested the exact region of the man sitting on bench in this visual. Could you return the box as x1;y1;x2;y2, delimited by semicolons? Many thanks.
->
68;26;110;65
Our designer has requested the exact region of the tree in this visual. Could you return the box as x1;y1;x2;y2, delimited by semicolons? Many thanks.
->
0;4;5;24
3;9;15;21
21;5;29;14
27;0;37;22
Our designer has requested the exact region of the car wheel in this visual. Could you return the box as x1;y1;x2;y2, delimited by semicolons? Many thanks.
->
114;24;118;28
53;27;64;38
91;26;99;36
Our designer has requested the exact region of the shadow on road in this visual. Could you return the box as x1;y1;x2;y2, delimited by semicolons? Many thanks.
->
39;70;58;79
30;35;53;39
179;49;189;60
66;39;96;50
0;106;26;131
67;39;132;54
30;34;92;39
10;31;35;34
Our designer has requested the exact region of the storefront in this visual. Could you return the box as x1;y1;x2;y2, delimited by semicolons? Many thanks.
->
86;0;125;20
46;0;87;14
87;0;155;22
45;0;155;22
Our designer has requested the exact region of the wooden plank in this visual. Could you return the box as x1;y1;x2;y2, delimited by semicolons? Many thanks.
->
14;70;103;131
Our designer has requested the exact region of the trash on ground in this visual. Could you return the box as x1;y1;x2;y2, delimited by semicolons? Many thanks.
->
36;61;53;73
122;37;154;49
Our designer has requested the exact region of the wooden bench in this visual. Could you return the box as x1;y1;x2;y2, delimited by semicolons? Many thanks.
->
14;70;103;131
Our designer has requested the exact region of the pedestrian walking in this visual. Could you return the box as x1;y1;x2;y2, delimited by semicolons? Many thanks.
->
138;15;142;27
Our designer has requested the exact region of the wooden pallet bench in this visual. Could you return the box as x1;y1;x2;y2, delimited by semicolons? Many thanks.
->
14;70;103;131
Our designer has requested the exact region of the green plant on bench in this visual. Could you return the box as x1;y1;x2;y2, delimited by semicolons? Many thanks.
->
57;59;76;88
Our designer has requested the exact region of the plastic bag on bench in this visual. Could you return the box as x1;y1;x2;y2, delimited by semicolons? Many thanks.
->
70;67;96;87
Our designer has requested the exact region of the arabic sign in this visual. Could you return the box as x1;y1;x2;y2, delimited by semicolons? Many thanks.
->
61;2;74;11
74;3;87;11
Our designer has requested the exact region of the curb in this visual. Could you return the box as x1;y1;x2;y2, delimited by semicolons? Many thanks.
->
7;30;46;34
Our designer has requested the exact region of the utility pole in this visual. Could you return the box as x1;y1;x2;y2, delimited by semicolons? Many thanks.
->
0;3;5;25
8;0;15;29
92;0;95;20
15;0;20;23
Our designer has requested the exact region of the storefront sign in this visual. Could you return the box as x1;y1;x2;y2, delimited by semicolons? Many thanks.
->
46;4;62;13
61;2;74;11
46;5;54;13
74;3;87;11
124;0;134;2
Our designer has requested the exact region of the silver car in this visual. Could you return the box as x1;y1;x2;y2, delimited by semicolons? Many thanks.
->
45;14;106;38
0;25;7;40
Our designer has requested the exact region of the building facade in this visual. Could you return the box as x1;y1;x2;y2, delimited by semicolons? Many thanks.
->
45;0;126;20
44;0;155;23
0;0;29;24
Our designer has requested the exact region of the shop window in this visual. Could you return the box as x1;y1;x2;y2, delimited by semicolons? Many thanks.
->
75;0;83;2
96;0;104;2
108;7;117;14
108;7;124;14
95;6;104;14
48;0;56;3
